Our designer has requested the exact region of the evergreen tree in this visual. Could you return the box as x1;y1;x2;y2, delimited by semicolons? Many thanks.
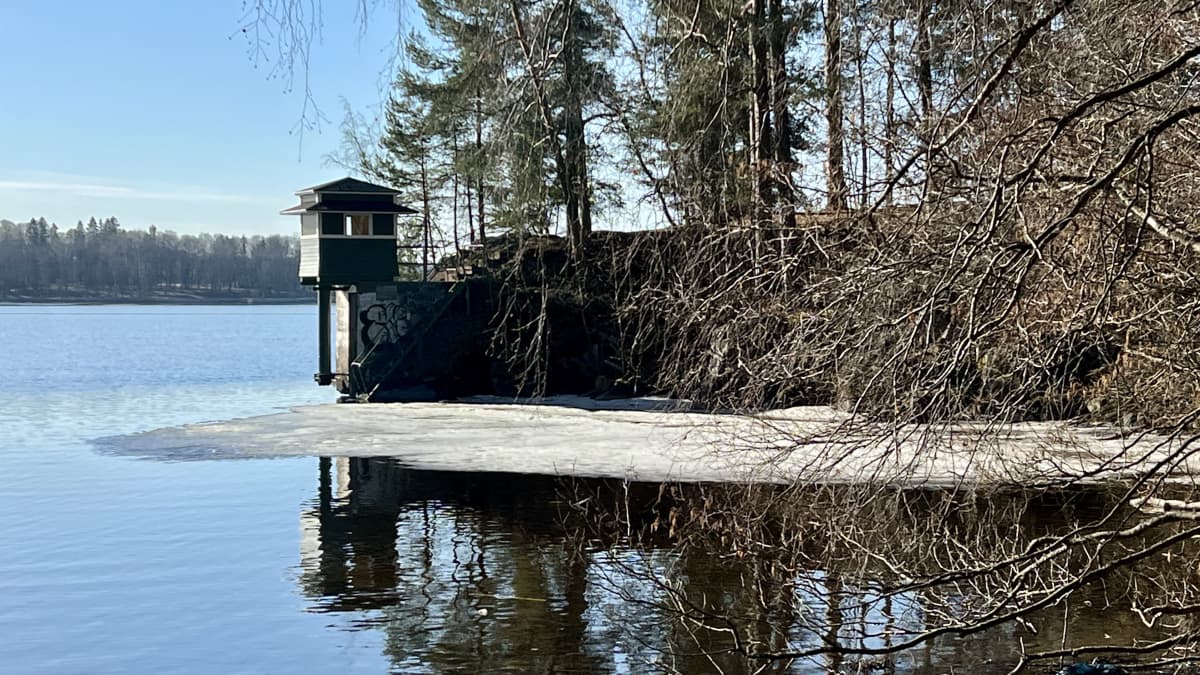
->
640;0;813;223
373;86;441;278
360;0;616;255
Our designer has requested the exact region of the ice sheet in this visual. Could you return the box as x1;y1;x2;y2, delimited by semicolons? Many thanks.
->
97;396;1200;485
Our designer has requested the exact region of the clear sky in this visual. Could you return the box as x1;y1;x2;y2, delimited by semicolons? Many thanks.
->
0;1;410;236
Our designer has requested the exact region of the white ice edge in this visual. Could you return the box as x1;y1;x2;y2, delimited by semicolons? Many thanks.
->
98;396;1200;486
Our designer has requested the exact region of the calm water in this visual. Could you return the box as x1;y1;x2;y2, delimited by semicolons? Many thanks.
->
0;305;338;673
0;305;1164;673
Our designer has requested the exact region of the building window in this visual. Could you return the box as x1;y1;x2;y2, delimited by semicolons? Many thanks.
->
301;214;319;236
321;212;344;235
347;214;371;236
372;213;396;236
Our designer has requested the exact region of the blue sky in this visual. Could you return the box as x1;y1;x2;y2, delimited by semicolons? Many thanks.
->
0;1;411;235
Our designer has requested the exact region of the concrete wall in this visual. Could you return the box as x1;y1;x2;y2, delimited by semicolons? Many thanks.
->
332;281;494;400
354;283;450;356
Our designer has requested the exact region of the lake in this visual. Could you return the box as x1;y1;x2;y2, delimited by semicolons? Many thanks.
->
0;305;1159;673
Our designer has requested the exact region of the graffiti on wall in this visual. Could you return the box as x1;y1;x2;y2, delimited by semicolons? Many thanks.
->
360;302;416;347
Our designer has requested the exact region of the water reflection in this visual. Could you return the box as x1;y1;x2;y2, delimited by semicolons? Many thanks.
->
300;458;618;672
296;459;1169;673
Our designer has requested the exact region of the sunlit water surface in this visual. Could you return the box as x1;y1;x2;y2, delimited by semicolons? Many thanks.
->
0;305;347;673
0;305;1161;674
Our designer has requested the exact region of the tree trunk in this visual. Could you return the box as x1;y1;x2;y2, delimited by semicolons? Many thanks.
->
562;0;591;254
749;0;773;219
884;17;897;205
465;179;476;246
855;7;868;208
768;0;794;226
420;159;431;281
452;133;462;255
916;0;934;155
824;0;847;211
474;94;487;250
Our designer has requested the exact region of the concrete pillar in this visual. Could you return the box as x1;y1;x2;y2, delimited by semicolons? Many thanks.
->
346;291;360;397
334;287;360;395
316;287;332;385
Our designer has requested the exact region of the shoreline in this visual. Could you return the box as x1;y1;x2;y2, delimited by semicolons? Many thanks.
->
0;294;314;306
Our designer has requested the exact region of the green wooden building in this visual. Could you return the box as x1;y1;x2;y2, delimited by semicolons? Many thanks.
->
283;177;418;288
283;177;418;386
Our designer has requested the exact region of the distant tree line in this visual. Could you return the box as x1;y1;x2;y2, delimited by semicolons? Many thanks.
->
0;217;305;297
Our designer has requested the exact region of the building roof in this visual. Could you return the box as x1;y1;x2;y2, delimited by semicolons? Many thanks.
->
295;176;400;195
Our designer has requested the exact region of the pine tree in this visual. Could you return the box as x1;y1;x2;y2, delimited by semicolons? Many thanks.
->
373;87;441;279
362;0;617;257
641;0;811;223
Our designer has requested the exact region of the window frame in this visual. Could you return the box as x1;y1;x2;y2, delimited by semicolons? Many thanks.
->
302;212;401;239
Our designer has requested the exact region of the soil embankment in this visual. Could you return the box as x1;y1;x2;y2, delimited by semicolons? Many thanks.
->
473;211;1197;432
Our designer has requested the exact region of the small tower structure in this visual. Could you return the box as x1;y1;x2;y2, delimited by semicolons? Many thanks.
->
283;177;416;386
283;177;417;287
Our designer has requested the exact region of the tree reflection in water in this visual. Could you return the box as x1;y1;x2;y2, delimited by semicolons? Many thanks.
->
296;458;1170;673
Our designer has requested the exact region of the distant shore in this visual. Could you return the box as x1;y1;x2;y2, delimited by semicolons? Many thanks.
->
0;289;314;305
